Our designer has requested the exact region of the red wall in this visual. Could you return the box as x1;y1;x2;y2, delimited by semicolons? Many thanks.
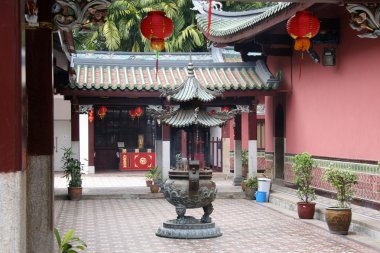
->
267;6;380;161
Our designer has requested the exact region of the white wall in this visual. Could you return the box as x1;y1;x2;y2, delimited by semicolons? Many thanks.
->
54;95;70;120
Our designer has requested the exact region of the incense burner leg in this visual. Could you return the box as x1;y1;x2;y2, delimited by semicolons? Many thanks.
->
201;203;214;223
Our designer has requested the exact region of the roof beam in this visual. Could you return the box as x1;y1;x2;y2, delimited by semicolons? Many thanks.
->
223;0;378;3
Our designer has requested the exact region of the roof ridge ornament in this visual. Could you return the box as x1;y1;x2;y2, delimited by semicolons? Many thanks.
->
347;4;380;38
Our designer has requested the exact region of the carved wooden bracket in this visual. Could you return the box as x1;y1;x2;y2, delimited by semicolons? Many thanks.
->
52;0;111;32
347;3;380;38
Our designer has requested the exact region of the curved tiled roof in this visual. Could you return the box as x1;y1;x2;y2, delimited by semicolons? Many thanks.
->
195;3;292;37
71;58;279;91
162;109;227;128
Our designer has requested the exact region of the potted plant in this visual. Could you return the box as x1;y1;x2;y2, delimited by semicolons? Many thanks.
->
150;166;161;193
145;171;153;187
292;152;317;219
323;166;358;235
62;148;84;200
244;176;258;200
54;228;87;253
242;149;248;179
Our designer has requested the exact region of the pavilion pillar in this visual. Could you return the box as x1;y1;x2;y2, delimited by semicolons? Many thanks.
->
162;125;171;180
25;1;54;252
234;115;244;185
88;116;95;173
248;102;258;177
155;124;163;173
71;99;80;159
0;0;27;251
222;120;231;175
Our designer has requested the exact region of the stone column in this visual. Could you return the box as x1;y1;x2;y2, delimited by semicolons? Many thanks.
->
162;125;171;180
222;120;231;175
248;102;258;177
88;115;95;173
0;1;26;251
71;98;80;159
79;114;89;173
25;1;54;251
234;115;244;185
155;124;163;177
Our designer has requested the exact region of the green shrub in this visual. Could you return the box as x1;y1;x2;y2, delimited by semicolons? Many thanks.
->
62;148;83;188
244;176;258;189
242;150;248;167
54;228;87;253
292;152;316;203
323;167;358;208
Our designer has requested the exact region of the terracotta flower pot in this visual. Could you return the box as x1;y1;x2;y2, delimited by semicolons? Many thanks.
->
150;184;160;193
68;187;82;201
325;207;352;235
241;182;247;192
297;202;316;219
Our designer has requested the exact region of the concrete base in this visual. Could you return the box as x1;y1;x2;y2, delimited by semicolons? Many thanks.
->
233;176;244;186
0;171;27;253
156;216;222;239
27;155;54;252
87;166;95;174
248;140;258;177
222;138;230;174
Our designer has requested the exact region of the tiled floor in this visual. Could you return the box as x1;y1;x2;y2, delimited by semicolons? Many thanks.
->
55;199;377;253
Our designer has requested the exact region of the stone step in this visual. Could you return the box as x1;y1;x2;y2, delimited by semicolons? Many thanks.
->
269;190;380;242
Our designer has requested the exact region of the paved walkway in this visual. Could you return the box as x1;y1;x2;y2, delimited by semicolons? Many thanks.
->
54;172;380;252
55;199;377;253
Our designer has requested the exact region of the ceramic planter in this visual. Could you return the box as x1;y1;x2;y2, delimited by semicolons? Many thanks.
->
68;187;82;200
146;180;153;187
297;202;316;219
325;207;352;235
245;188;257;200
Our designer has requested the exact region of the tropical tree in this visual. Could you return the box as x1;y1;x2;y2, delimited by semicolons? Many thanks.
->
75;0;206;52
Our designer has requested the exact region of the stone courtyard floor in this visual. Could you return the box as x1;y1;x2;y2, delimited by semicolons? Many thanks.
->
55;198;377;253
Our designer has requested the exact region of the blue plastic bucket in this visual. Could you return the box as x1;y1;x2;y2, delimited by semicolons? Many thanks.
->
256;191;267;202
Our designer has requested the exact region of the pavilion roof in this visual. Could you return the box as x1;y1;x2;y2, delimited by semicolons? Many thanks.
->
162;108;227;128
70;52;279;92
195;3;293;38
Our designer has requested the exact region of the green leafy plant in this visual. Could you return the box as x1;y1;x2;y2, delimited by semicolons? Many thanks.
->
62;148;83;188
323;167;358;208
244;176;258;189
241;150;248;168
292;152;316;203
54;228;87;253
146;166;161;184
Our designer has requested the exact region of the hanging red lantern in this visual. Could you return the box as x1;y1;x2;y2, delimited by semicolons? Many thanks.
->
88;108;94;123
140;11;174;51
221;106;230;112
286;11;320;52
135;106;143;119
129;109;136;120
98;106;108;120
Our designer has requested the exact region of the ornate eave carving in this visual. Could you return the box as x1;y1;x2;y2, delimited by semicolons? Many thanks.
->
53;0;111;32
347;4;380;39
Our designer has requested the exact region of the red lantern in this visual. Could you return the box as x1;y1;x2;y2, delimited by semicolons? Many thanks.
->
135;106;143;118
140;11;174;51
287;11;320;52
129;109;136;120
221;106;230;112
88;108;94;123
98;106;108;120
209;109;216;116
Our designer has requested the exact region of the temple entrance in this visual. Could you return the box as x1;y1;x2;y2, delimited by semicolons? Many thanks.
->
94;106;156;172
